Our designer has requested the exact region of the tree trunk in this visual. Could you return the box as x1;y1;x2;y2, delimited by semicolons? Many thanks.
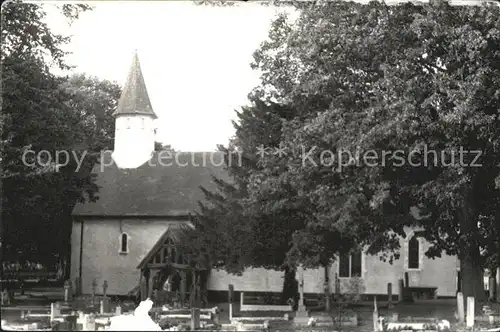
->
460;257;485;307
458;187;486;306
281;266;298;310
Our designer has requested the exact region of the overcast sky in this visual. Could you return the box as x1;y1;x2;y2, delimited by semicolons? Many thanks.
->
45;0;484;151
46;2;286;152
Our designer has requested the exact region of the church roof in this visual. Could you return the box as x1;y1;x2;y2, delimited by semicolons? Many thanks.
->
113;51;158;119
72;151;231;217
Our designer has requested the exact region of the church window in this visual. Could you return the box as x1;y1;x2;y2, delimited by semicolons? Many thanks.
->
408;236;420;269
126;117;131;129
141;117;145;129
119;233;129;254
339;250;362;278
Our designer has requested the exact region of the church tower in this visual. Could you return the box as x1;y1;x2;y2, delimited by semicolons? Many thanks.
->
112;51;158;169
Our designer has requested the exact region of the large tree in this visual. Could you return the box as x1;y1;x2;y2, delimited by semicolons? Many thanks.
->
245;0;500;301
1;2;122;269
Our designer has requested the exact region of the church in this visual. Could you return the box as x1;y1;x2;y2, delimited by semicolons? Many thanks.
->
70;52;459;305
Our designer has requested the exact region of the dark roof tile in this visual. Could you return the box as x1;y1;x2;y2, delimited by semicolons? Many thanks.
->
72;151;230;217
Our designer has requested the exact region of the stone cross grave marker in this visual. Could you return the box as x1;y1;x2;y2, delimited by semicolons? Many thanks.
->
296;266;308;318
298;268;305;308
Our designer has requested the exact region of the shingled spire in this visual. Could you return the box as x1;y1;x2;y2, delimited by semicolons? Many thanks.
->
113;51;158;118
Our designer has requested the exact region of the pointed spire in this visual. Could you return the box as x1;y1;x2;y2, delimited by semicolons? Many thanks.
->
113;50;158;118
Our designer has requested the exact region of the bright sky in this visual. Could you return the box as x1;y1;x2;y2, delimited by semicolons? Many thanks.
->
46;2;287;152
44;0;480;151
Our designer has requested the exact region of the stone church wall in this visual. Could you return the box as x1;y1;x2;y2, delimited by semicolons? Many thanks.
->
71;222;457;297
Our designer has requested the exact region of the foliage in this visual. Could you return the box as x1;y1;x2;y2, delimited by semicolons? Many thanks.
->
247;0;500;300
343;277;365;303
194;0;500;302
1;1;120;266
193;99;304;274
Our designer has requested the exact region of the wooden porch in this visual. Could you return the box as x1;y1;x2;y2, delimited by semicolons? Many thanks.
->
135;223;209;307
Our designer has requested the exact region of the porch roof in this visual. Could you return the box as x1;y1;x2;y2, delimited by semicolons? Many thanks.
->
137;222;194;270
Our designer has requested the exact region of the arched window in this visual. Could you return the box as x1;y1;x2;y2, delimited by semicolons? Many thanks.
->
119;233;129;254
126;117;131;129
141;117;145;129
408;236;419;269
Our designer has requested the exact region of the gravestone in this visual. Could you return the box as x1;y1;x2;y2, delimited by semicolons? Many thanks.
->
324;280;330;311
91;279;97;305
74;277;80;297
398;279;404;302
115;305;122;315
228;284;234;321
100;298;110;314
50;303;61;323
213;308;220;326
1;288;11;305
457;292;465;323
387;283;394;309
64;280;72;302
76;312;85;330
294;266;309;326
466;296;475;328
103;280;108;298
496;267;500;302
190;308;200;330
489;277;496;301
373;296;379;332
84;314;96;331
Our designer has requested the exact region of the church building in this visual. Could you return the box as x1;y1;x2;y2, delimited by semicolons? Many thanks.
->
70;52;459;305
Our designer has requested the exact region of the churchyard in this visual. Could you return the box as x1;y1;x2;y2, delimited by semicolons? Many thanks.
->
1;274;499;331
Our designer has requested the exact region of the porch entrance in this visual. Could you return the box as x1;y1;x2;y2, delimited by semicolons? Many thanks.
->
136;223;209;307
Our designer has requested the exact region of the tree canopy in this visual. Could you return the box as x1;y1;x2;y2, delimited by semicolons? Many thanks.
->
198;0;500;301
1;1;121;268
